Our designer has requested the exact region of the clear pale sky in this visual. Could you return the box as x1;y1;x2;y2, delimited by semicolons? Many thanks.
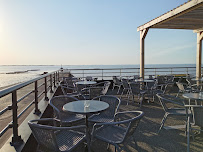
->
0;0;198;65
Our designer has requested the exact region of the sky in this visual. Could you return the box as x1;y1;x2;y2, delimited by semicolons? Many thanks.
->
0;0;199;65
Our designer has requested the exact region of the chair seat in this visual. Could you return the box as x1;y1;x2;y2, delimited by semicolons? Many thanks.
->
56;130;86;151
94;125;126;144
61;114;85;123
88;114;114;123
167;108;187;115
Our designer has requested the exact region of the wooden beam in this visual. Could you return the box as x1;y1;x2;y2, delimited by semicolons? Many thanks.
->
137;0;203;31
140;28;149;79
196;32;202;80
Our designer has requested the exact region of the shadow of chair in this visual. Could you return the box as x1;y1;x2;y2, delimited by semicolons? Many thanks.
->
186;105;203;152
156;93;189;134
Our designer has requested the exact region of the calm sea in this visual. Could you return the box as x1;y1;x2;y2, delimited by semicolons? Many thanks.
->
0;64;196;89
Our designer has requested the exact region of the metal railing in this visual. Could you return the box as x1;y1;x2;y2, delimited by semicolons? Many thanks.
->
0;70;61;145
64;66;197;80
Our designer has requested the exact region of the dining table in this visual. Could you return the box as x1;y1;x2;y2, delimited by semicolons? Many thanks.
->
63;100;109;152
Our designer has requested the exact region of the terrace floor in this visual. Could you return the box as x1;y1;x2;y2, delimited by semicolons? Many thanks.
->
72;88;203;152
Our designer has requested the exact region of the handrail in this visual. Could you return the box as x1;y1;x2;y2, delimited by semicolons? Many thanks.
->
0;71;58;98
66;66;197;80
0;70;62;145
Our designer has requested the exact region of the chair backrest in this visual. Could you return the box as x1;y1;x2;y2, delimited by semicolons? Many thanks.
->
64;77;75;87
49;95;78;119
86;76;93;81
28;118;86;152
92;95;121;118
157;76;165;84
129;82;140;95
122;79;130;89
176;82;185;92
60;85;75;95
157;94;185;112
89;87;104;99
192;106;203;127
28;119;60;151
113;76;120;84
123;111;144;141
101;81;111;95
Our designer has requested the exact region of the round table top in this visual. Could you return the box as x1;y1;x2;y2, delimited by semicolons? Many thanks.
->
76;81;97;85
63;100;109;114
191;78;203;81
135;79;154;83
183;92;203;100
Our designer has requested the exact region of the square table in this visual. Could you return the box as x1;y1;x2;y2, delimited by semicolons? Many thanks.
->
63;100;109;152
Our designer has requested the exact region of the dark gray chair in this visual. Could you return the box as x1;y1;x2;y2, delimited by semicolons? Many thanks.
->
88;95;121;123
186;105;203;152
112;76;122;94
49;95;85;126
156;93;189;134
91;111;144;152
129;82;147;107
28;118;86;152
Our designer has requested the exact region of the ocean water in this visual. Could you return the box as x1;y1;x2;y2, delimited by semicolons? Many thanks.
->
0;64;196;89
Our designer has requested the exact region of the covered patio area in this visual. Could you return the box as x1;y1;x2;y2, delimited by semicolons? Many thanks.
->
137;0;203;79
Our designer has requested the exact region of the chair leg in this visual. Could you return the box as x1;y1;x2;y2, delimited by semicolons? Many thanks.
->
187;116;190;152
158;113;168;134
117;86;121;94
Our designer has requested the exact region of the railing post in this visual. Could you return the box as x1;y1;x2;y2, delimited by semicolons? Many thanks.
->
171;68;173;75
10;90;23;145
102;69;103;80
53;73;56;87
186;68;189;75
120;69;121;78
155;68;157;77
50;74;53;93
83;70;85;80
44;77;49;101
34;81;41;115
57;71;60;83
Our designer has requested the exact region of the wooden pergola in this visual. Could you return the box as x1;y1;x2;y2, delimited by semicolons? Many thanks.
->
137;0;203;79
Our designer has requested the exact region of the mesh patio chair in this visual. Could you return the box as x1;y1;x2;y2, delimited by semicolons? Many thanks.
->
91;81;111;95
129;82;147;107
82;87;104;100
112;76;122;94
49;95;85;126
88;95;121;123
91;111;144;152
121;79;131;100
156;93;189;134
186;105;203;152
86;76;93;81
60;84;78;96
176;82;194;97
28;118;86;152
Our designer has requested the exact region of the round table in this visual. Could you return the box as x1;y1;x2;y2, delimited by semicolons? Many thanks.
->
63;100;109;114
63;100;109;152
183;92;203;101
76;81;97;85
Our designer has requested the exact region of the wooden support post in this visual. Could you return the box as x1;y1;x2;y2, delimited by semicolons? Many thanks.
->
140;28;149;79
196;31;203;81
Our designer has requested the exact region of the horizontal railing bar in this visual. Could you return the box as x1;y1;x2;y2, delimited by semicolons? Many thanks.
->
0;124;12;137
0;70;61;98
38;91;44;98
67;66;196;71
38;83;45;88
17;100;34;119
17;90;34;103
0;106;10;116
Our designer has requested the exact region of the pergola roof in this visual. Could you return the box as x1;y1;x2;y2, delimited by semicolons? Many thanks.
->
137;0;203;32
